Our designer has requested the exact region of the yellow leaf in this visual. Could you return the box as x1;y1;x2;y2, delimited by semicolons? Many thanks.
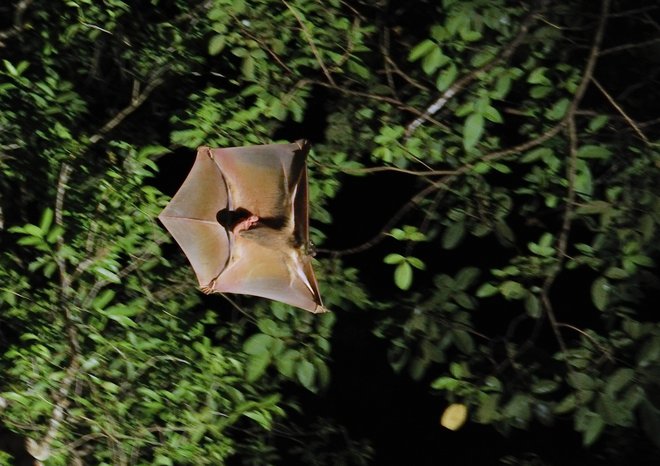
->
440;403;468;431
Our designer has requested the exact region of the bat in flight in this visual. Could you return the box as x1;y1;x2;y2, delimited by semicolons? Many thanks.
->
159;140;326;313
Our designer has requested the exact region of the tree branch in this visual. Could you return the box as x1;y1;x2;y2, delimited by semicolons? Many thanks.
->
404;3;545;137
591;77;652;145
88;70;167;145
540;0;610;364
282;0;336;86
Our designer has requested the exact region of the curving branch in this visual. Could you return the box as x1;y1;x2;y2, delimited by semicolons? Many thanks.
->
539;0;610;364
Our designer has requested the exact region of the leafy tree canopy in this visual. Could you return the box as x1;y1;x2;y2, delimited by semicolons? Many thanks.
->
0;0;659;464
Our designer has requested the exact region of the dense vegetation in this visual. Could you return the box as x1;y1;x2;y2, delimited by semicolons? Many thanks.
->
1;0;659;464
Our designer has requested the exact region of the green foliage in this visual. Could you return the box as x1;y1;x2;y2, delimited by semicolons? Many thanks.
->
1;0;659;463
0;0;369;463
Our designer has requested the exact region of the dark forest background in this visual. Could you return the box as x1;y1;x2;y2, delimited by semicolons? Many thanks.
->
1;0;660;464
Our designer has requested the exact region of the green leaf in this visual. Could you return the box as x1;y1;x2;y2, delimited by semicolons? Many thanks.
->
39;208;53;232
442;220;465;249
455;267;480;290
494;221;515;246
46;225;64;244
242;55;255;79
243;333;273;355
246;351;271;382
407;256;425;270
477;394;499;423
208;34;226;55
394;261;413;290
575;161;593;197
296;359;316;390
554;393;577;414
449;362;464;378
521;147;553;163
453;330;474;354
422;46;448;75
476;283;498;298
524;293;542;318
528;67;551;85
605;368;634;395
408;39;436;61
95;267;121;283
92;289;115;310
436;63;457;91
504;394;531;422
23;224;43;237
244;410;271;429
576;200;612;215
604;267;628;280
483;106;503;123
577;145;611;159
3;60;17;76
431;376;459;390
591;277;609;311
568;372;596;390
546;98;570;120
500;281;525;300
276;349;300;378
583;412;605;446
463;113;484;151
257;318;290;337
107;315;137;328
530;85;552;98
154;455;174;466
383;253;404;265
531;379;559;395
588;115;609;132
454;292;475;310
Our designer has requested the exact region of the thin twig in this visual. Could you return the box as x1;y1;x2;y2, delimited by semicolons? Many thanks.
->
88;70;167;144
556;323;614;362
318;181;441;256
599;36;660;56
591;77;651;145
219;293;258;324
338;165;458;176
311;79;451;131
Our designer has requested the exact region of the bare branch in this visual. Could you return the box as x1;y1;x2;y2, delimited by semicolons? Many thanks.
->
592;77;651;145
311;79;451;131
337;165;457;176
540;0;610;368
88;68;167;145
556;323;614;362
599;36;660;56
317;181;442;256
